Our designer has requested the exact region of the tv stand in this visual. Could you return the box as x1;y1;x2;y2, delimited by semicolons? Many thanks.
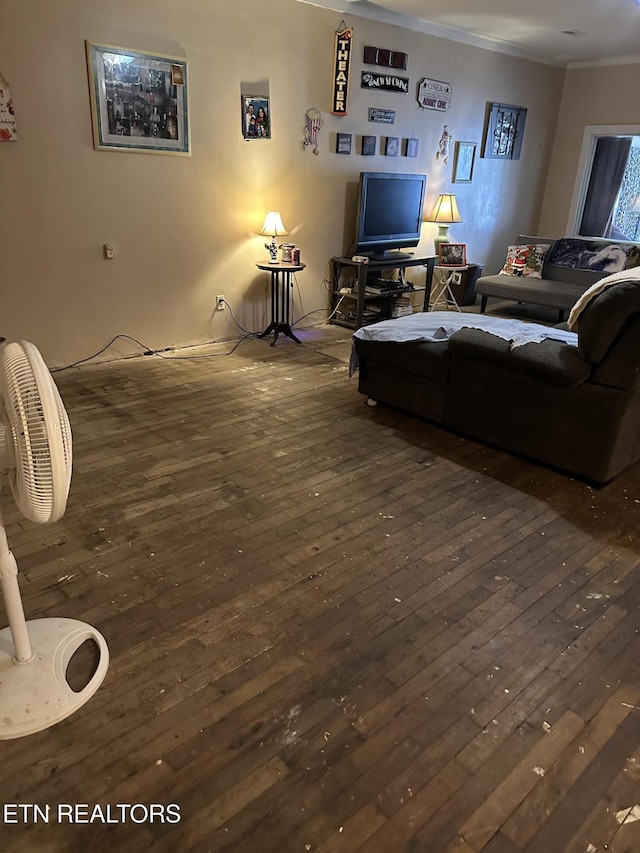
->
370;251;414;261
330;254;435;330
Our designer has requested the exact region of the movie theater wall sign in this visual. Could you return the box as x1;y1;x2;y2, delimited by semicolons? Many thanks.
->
417;77;452;112
363;46;408;70
331;24;354;116
361;72;409;94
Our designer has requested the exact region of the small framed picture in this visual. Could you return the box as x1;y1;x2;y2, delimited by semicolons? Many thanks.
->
453;141;476;183
404;137;419;157
385;136;399;156
336;132;352;154
438;243;466;267
362;135;376;156
242;95;270;140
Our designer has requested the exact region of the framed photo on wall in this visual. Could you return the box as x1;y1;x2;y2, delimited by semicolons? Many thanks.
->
242;96;271;140
453;141;476;183
385;136;400;156
404;138;419;157
85;41;189;155
336;132;352;154
438;243;466;266
482;102;527;160
362;135;376;156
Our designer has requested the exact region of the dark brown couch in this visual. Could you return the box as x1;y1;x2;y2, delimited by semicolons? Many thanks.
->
354;277;640;484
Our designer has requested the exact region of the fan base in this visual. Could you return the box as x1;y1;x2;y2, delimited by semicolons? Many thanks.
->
0;617;109;739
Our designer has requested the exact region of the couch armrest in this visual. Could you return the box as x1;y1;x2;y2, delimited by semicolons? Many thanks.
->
449;328;592;388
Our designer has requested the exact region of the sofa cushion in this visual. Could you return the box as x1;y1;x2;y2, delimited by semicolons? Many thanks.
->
449;328;591;388
475;275;586;311
578;280;640;364
591;315;640;390
499;244;550;278
354;338;450;381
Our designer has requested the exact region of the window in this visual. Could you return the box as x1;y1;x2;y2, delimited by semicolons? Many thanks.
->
569;126;640;241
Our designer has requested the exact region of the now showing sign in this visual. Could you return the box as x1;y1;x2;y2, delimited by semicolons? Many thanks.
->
361;72;409;94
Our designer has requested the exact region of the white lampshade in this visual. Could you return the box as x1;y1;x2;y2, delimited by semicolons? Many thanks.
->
425;193;463;224
261;211;288;237
426;193;462;251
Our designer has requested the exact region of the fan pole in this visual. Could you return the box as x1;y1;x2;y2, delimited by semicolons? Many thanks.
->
0;510;32;663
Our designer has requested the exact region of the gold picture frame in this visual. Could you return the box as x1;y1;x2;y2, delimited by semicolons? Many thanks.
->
85;41;190;155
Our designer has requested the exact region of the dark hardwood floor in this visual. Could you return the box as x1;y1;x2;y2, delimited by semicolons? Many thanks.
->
2;324;640;852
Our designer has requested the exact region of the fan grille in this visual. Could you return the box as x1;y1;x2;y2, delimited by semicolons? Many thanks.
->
0;342;72;523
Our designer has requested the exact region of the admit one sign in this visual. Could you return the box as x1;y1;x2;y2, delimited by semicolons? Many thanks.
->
331;25;353;116
417;77;452;112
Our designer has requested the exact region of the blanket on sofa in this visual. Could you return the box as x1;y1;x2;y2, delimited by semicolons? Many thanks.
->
350;311;578;375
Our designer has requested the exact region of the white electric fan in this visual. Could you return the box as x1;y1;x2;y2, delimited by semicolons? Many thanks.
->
0;340;109;739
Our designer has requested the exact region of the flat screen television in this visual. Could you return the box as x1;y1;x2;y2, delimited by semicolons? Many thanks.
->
354;171;427;259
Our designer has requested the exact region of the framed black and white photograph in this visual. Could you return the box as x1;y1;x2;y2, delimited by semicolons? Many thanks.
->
385;136;399;157
438;242;466;266
85;41;189;155
336;132;352;154
242;96;271;140
482;102;527;160
453;141;476;183
362;135;376;156
404;137;419;157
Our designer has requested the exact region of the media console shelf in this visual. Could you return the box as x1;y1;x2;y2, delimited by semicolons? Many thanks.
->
330;255;436;330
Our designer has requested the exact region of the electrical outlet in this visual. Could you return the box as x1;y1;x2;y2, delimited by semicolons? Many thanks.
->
216;295;225;310
103;242;115;260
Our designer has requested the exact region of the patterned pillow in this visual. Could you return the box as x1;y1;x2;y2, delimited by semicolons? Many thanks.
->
499;244;550;278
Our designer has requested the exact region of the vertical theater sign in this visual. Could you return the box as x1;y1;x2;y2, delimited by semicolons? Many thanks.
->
331;25;353;116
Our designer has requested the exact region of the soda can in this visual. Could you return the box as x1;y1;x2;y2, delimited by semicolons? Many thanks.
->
291;248;300;265
280;243;294;263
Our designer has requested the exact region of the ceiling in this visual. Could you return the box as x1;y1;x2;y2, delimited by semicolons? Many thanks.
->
301;0;640;66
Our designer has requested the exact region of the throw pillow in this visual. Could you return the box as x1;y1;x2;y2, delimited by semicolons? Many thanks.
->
499;244;550;278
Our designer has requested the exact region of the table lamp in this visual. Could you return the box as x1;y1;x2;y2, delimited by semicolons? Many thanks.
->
425;193;462;251
261;211;288;263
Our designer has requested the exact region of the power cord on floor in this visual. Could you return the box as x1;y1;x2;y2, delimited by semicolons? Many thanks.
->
52;329;258;373
292;294;346;328
51;292;344;373
221;298;256;335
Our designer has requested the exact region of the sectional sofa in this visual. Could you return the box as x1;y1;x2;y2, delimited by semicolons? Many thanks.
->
353;269;640;484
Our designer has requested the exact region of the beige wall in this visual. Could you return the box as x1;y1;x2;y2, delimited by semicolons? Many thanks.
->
539;62;640;236
0;0;563;365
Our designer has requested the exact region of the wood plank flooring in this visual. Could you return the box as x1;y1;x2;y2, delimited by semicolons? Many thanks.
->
1;324;639;853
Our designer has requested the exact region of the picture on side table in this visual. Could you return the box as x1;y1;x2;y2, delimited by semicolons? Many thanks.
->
438;242;467;266
85;41;189;155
